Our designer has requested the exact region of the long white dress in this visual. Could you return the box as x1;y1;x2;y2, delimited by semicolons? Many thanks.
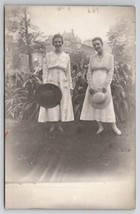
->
38;52;74;122
80;53;116;123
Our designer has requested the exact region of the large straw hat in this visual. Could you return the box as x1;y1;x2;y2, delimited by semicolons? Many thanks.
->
35;83;62;108
89;89;111;109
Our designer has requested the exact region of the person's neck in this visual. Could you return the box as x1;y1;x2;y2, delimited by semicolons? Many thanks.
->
98;50;103;56
55;49;62;54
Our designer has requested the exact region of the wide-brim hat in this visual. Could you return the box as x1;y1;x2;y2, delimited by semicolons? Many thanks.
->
35;83;62;108
89;90;111;109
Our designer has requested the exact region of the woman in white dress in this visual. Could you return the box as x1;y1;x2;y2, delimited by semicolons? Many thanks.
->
80;37;121;135
38;34;74;132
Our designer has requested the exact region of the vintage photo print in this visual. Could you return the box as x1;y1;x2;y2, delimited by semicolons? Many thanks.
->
5;5;136;209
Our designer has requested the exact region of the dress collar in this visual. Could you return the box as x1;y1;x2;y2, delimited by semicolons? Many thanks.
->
54;51;64;57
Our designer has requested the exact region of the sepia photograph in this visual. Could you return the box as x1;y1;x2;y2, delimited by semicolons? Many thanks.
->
5;5;136;209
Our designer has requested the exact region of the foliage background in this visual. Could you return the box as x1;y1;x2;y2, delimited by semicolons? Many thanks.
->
5;6;135;123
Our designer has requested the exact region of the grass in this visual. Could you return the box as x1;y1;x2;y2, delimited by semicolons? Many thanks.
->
5;118;135;183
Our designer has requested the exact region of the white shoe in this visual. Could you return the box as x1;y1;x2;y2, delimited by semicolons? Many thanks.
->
50;125;55;132
97;127;104;134
112;125;122;135
58;125;64;133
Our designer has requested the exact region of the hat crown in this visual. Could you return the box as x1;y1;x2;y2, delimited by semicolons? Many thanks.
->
35;83;62;108
92;92;106;104
89;89;111;109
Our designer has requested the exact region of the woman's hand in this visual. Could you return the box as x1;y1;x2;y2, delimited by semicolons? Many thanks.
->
89;87;106;95
102;87;106;93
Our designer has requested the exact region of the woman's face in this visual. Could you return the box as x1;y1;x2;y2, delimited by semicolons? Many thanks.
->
53;37;63;51
92;40;103;54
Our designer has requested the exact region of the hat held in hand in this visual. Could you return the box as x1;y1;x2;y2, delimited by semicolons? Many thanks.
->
35;83;62;108
89;88;111;109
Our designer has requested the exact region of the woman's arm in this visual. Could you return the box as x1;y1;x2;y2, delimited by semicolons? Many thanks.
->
67;56;73;90
103;55;114;89
42;54;49;84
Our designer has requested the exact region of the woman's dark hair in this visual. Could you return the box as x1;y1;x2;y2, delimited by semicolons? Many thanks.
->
92;37;103;45
52;34;64;45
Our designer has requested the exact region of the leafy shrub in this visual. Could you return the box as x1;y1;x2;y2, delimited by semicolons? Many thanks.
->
72;75;87;120
5;73;42;121
112;62;135;122
5;57;135;123
107;17;135;122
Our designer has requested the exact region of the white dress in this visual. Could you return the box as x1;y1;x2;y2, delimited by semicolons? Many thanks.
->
80;53;116;123
38;52;74;122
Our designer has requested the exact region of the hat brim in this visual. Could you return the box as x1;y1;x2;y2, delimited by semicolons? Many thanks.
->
35;83;62;108
89;90;111;109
